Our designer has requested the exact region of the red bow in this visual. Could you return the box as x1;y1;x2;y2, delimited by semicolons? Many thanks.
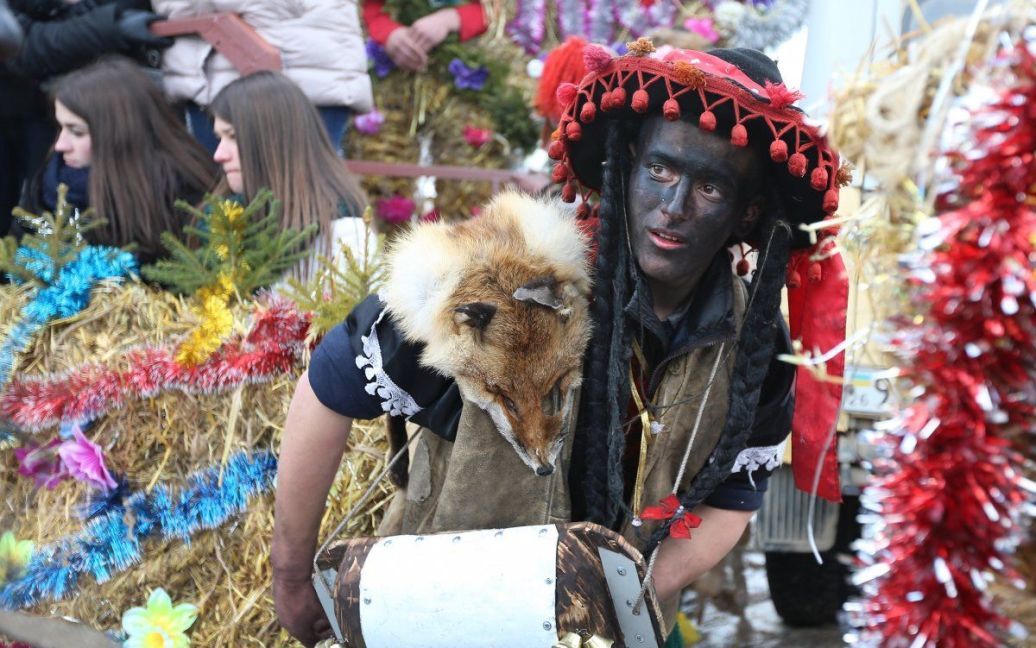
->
640;494;702;539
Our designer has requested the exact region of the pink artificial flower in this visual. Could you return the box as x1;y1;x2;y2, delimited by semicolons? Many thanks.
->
420;209;440;223
470;206;483;218
354;109;385;136
15;438;68;489
462;125;493;148
683;17;720;44
375;195;415;224
58;427;117;492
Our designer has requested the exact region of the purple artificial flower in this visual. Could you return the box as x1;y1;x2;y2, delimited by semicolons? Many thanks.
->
366;40;396;78
15;438;68;489
354;109;385;136
58;426;117;492
375;195;416;224
447;59;489;91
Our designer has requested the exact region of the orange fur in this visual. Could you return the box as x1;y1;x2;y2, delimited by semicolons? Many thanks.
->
383;192;592;474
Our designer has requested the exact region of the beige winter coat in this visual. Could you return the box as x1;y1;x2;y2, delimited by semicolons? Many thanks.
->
152;0;373;111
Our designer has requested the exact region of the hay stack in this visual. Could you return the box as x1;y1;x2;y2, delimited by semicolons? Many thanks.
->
0;279;393;646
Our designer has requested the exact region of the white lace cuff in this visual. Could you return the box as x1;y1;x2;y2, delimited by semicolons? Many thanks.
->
354;309;421;417
730;440;786;488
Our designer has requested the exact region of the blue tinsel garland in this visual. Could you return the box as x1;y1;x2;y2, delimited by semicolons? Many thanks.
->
0;450;277;608
0;245;137;386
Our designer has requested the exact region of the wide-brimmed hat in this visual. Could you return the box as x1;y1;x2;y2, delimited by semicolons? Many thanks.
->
548;43;848;249
549;42;849;504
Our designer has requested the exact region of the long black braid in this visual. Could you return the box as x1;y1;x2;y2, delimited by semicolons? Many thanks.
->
570;118;639;528
641;185;792;555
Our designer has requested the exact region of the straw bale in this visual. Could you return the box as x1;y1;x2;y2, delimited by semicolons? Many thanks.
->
1;280;394;646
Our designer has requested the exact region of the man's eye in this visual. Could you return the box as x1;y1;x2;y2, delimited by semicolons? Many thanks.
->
648;164;668;177
700;183;722;197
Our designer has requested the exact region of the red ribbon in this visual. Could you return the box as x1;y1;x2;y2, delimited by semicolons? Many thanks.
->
786;234;847;503
640;494;703;539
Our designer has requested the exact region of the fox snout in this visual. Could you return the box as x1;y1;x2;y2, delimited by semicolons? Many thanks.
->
535;464;555;476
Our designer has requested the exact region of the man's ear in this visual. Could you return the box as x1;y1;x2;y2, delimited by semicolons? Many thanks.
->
733;194;765;240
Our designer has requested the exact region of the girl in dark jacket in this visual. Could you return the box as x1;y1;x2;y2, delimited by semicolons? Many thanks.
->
22;57;217;264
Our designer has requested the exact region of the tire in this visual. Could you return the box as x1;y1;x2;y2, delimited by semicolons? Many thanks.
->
764;496;860;627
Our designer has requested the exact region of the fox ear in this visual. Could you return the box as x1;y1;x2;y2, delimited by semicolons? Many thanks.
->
453;302;497;331
513;276;562;310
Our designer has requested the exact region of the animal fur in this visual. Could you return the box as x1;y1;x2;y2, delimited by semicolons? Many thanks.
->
382;191;592;475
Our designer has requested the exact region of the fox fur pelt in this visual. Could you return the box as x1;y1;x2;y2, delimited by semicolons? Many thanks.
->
382;191;592;474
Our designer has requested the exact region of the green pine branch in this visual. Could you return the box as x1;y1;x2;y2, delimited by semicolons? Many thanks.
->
141;190;315;296
285;207;385;339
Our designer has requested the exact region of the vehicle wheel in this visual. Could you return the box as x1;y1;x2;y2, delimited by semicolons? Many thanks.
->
764;496;859;627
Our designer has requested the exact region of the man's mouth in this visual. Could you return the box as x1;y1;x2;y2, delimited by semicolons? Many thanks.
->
648;228;686;250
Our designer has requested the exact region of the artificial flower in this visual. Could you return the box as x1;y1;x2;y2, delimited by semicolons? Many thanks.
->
375;196;415;224
447;58;489;91
0;531;33;586
365;40;395;78
462;125;493;148
354;109;385;136
121;588;198;648
57;425;117;491
14;438;68;489
683;17;720;44
420;209;440;223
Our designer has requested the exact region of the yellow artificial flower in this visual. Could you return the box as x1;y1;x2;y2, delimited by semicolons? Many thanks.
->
0;531;34;586
121;588;198;648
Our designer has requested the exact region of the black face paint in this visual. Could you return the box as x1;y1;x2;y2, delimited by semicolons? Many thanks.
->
627;116;763;316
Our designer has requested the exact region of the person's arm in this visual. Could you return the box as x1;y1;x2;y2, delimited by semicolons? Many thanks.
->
649;504;753;600
452;1;486;42
271;372;353;647
361;0;402;45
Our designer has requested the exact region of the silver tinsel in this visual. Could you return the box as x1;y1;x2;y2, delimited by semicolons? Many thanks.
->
719;0;810;51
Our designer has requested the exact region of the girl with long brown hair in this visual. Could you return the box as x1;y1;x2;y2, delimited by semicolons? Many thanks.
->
22;56;217;263
208;71;368;271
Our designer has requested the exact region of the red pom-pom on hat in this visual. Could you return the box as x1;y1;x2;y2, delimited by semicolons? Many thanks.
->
580;101;597;123
576;202;590;219
823;189;839;213
547;139;565;160
810;167;829;191
730;124;748;147
698;110;716;131
770;140;788;163
551;162;569;183
612;87;627;107
764;81;804;110
555;83;578;108
788;153;808;177
565;121;582;141
663;98;680;121
561;181;577;202
583;45;613;73
631;89;649;113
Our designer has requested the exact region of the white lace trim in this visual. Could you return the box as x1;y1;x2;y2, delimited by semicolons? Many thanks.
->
354;309;421;417
730;440;786;488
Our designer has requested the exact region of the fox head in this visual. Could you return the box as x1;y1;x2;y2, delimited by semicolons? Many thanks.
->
382;191;592;476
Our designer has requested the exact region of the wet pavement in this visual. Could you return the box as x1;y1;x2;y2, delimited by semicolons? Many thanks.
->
684;551;844;647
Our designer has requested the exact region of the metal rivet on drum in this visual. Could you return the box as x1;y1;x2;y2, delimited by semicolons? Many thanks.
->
543;621;553;631
415;536;423;542
363;597;371;605
539;528;548;536
617;567;626;576
495;530;504;538
636;634;644;642
545;577;553;585
383;539;391;546
626;599;633;608
453;536;462;543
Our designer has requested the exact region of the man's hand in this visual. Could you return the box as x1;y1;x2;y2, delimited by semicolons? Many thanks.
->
384;27;427;71
273;573;330;647
409;8;460;52
118;10;173;48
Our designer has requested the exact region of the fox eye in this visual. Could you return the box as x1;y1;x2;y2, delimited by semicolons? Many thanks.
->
503;396;518;414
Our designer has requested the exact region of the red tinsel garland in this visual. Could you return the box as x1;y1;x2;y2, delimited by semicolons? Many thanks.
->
852;46;1036;646
1;300;311;433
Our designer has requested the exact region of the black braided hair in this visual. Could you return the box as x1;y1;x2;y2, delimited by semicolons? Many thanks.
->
641;185;792;555
570;118;639;528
